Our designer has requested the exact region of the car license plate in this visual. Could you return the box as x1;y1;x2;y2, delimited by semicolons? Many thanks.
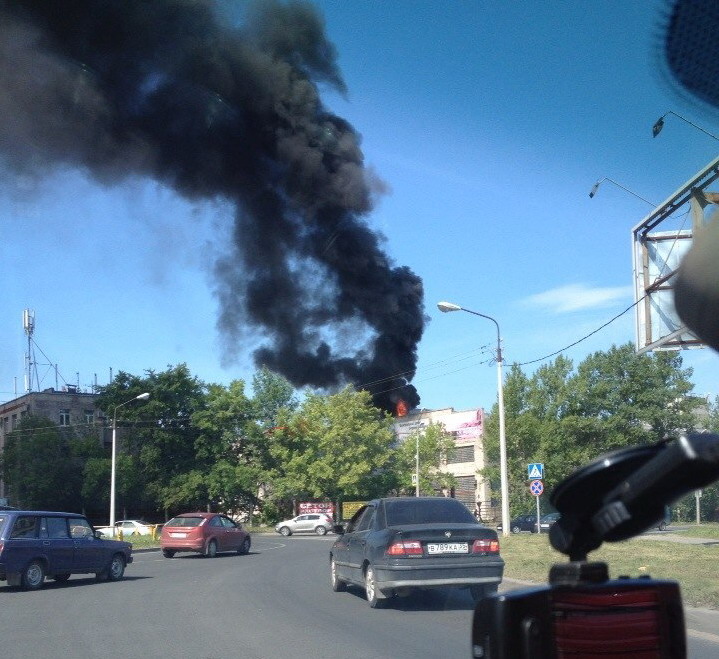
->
170;532;187;538
427;542;468;554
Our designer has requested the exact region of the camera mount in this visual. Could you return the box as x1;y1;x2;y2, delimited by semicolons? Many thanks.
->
548;433;719;566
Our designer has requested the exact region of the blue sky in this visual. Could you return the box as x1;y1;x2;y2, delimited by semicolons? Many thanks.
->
2;1;718;411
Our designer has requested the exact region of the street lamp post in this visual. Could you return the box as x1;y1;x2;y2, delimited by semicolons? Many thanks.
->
652;111;719;141
415;433;420;497
588;178;656;207
110;392;150;536
437;301;510;537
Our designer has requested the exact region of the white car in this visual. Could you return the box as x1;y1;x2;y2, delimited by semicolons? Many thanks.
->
275;513;334;536
95;520;153;538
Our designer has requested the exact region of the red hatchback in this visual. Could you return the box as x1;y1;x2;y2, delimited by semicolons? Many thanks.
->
160;512;251;558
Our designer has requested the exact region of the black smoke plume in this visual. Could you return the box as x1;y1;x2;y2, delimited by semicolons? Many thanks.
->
0;0;425;412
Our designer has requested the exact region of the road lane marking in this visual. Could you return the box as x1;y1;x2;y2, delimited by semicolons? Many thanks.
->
687;629;719;644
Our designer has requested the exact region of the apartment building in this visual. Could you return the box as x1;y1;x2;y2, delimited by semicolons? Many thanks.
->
0;388;104;499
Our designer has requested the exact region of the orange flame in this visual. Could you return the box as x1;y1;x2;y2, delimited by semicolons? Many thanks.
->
396;399;408;417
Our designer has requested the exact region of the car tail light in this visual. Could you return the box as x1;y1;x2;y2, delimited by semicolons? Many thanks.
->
386;540;423;556
472;539;499;554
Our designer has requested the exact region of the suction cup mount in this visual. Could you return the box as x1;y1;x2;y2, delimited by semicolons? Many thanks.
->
548;433;719;562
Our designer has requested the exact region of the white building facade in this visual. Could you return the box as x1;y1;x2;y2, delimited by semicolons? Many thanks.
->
394;407;495;520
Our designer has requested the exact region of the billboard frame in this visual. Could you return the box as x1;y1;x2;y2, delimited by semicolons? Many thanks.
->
632;155;719;353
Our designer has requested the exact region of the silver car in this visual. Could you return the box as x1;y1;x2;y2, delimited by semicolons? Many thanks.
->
275;513;334;536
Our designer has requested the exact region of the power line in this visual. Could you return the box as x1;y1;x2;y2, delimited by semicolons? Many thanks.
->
357;343;494;390
517;296;644;367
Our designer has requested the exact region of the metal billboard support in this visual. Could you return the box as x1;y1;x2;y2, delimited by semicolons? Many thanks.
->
632;155;719;353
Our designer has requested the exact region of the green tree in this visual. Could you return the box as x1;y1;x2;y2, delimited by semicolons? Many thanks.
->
673;395;719;522
483;343;699;517
568;344;699;445
251;366;298;428
95;364;207;512
394;422;457;495
268;386;395;503
189;379;265;515
1;415;81;510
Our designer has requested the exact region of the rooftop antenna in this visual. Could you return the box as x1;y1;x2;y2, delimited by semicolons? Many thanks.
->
23;309;38;393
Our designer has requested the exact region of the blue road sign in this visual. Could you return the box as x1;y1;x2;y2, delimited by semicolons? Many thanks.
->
527;463;544;479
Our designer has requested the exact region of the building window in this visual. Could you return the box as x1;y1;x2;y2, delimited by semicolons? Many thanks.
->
11;414;17;430
59;409;70;426
454;476;477;506
448;445;475;464
84;409;94;424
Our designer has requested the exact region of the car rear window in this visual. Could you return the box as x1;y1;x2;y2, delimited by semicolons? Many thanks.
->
165;516;204;527
385;499;476;526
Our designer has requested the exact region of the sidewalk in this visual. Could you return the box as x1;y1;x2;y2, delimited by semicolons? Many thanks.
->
639;532;719;546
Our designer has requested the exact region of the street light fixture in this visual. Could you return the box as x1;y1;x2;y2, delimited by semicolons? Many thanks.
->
652;110;719;141
588;178;656;207
110;392;150;536
437;301;510;537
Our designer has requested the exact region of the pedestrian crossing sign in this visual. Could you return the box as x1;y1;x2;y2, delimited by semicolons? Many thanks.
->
527;463;544;479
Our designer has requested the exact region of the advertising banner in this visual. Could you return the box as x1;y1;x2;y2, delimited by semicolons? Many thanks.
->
298;501;335;517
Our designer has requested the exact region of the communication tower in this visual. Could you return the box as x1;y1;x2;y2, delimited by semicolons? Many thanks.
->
23;309;38;392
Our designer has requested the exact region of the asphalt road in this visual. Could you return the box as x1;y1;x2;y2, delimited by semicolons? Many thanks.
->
1;534;718;658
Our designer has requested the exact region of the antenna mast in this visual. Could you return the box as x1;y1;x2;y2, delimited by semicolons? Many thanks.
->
23;309;38;392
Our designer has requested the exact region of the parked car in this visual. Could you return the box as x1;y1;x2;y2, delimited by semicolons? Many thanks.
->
538;512;561;532
275;513;334;536
329;497;504;608
497;514;540;534
95;519;153;537
0;509;133;590
160;512;251;558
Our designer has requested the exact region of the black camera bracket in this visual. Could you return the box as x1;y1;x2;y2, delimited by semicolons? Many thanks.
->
547;433;719;563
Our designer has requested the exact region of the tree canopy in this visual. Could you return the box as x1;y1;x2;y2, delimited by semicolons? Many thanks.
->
482;343;701;517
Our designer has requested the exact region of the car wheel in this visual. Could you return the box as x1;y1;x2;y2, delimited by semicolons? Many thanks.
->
53;573;71;582
470;584;498;602
364;565;386;608
511;525;521;534
108;554;126;581
330;557;346;592
279;526;291;537
21;560;46;590
162;548;175;558
658;521;667;531
315;525;327;536
238;537;251;555
204;539;218;558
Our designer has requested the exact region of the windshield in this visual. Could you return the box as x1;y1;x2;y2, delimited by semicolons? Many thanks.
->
1;2;718;657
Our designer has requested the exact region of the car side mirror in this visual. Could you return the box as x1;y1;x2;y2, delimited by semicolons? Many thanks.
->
332;524;345;535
